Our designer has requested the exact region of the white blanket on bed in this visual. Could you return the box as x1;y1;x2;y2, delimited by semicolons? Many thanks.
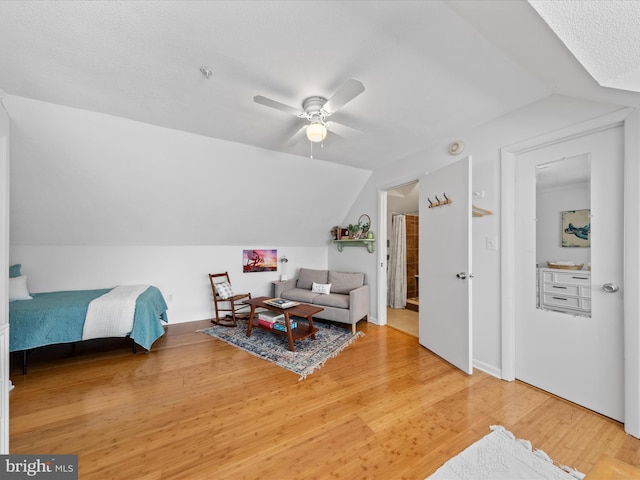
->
82;285;150;340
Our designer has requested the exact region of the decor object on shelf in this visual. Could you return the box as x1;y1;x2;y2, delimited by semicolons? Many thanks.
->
344;213;372;240
428;425;584;479
347;223;362;239
274;268;369;334
358;214;371;237
197;319;364;380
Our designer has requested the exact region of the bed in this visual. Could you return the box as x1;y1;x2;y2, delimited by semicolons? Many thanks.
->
9;284;168;374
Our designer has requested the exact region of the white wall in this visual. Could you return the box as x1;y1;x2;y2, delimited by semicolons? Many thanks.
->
10;245;327;324
536;182;590;268
329;94;624;374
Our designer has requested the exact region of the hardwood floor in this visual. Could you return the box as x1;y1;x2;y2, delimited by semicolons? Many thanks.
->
386;307;418;338
9;319;640;479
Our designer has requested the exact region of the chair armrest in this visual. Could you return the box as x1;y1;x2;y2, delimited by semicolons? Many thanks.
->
274;278;297;297
349;284;370;322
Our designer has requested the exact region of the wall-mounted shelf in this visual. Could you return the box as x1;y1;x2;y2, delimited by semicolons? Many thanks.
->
333;239;376;253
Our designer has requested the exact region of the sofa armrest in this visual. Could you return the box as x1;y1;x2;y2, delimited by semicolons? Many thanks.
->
349;284;370;323
274;278;297;297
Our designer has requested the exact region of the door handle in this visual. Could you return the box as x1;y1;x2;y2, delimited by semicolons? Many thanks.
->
603;283;619;293
456;272;474;279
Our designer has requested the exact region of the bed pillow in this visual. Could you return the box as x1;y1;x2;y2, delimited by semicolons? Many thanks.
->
9;275;32;301
214;281;234;300
9;264;21;278
311;282;331;295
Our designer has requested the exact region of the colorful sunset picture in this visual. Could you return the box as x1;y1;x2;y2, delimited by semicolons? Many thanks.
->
243;249;278;273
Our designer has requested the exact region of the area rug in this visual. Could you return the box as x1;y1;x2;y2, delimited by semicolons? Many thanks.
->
197;320;364;380
427;426;585;480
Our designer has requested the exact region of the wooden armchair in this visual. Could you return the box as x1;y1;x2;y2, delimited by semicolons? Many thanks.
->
208;272;252;327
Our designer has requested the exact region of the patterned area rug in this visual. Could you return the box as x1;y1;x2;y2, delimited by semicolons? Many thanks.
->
427;426;585;480
197;319;364;380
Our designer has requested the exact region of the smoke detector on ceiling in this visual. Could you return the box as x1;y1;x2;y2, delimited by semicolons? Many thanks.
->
448;141;465;155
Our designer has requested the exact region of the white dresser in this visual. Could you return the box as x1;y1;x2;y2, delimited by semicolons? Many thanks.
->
538;267;591;317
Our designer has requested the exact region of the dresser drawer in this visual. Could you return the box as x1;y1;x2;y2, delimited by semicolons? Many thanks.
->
542;284;580;296
542;294;581;309
552;271;591;286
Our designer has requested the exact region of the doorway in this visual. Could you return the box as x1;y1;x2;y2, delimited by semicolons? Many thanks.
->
501;108;640;436
385;181;419;337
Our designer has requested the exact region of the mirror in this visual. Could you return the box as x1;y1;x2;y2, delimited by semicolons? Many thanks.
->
536;154;591;317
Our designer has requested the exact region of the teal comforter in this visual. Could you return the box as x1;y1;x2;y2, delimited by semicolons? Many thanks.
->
9;286;168;352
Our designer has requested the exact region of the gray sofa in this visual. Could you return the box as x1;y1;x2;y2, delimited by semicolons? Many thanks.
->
274;268;369;334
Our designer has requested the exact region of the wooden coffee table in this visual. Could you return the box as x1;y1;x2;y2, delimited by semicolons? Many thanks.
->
244;296;323;352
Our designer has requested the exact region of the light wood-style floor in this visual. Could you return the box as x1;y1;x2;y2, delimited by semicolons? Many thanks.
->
387;307;419;338
9;319;640;479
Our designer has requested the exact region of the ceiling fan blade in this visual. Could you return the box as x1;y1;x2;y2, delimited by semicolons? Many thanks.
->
325;121;363;138
254;95;301;116
286;124;308;146
323;78;365;113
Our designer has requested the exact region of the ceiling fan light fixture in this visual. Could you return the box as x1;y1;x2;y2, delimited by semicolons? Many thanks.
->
306;122;327;143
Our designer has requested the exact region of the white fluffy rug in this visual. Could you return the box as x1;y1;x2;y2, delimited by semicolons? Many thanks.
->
427;426;585;480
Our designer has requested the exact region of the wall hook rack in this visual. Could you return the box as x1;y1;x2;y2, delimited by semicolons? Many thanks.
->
428;193;453;208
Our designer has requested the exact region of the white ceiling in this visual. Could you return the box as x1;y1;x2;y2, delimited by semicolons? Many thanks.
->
530;0;640;94
0;0;639;171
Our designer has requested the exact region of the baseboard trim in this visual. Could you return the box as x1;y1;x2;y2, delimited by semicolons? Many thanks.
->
473;359;501;379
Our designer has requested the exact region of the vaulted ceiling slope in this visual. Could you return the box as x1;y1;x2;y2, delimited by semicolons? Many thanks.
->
0;0;578;171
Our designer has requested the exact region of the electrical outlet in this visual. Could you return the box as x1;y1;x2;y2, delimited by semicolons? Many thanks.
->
486;236;498;250
166;293;173;302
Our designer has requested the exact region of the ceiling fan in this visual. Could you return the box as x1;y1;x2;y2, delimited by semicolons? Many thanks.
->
254;78;365;146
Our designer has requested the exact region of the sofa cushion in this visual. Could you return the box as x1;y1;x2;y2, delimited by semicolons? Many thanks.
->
297;268;328;290
328;271;365;294
280;288;319;304
312;293;350;309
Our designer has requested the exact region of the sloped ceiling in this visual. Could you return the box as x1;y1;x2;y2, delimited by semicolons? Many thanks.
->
0;0;556;171
529;0;640;94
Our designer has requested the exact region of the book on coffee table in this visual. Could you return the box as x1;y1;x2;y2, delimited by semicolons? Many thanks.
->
265;298;299;309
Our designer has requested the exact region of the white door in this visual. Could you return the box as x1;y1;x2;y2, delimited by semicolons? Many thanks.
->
515;125;624;421
419;157;473;374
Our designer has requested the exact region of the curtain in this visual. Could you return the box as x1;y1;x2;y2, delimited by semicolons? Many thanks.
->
388;214;407;308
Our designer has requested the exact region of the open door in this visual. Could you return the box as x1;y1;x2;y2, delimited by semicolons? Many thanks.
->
419;156;472;374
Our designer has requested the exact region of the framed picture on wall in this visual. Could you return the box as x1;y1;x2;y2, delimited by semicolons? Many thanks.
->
243;249;278;273
562;209;590;247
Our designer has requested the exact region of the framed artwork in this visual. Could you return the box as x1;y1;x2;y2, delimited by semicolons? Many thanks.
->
243;249;277;273
562;209;590;247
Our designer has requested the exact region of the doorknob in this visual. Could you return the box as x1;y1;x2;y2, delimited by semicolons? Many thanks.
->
603;283;619;293
456;272;468;279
